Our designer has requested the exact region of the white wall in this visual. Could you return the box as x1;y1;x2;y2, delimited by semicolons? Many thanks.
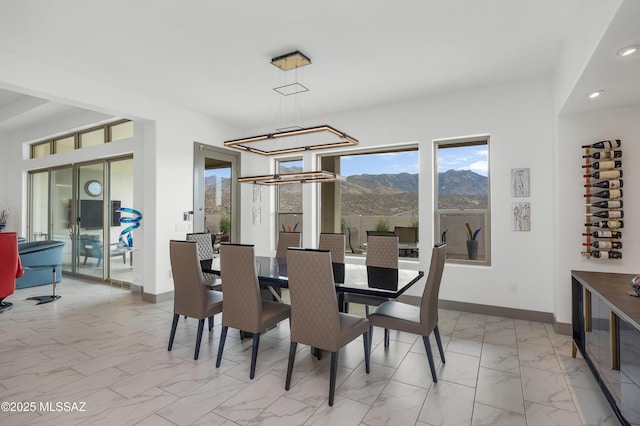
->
239;77;558;315
0;50;238;297
555;105;640;324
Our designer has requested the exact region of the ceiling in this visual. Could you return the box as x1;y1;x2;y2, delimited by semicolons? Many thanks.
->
0;1;638;134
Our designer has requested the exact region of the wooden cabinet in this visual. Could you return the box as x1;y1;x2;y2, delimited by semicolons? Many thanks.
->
572;271;640;426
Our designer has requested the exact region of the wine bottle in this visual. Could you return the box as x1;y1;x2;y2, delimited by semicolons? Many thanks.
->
585;200;623;209
581;160;622;169
583;189;622;199
584;179;622;189
583;241;622;249
582;230;622;238
582;140;621;149
583;170;622;179
584;220;624;229
582;150;622;159
586;210;623;219
588;250;622;259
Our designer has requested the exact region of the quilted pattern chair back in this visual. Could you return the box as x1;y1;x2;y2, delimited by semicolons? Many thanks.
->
276;232;301;258
169;240;213;318
219;243;263;332
365;235;398;269
186;232;217;282
186;232;215;260
287;248;342;352
420;243;447;331
318;233;345;264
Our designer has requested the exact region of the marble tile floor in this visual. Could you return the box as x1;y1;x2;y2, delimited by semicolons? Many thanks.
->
0;277;619;426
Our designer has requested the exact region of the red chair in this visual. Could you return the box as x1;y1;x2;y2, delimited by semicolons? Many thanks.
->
0;232;24;313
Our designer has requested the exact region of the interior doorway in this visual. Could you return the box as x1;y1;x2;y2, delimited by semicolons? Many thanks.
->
193;144;239;244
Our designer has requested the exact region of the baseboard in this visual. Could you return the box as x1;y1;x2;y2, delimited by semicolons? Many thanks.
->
142;290;173;303
399;295;570;335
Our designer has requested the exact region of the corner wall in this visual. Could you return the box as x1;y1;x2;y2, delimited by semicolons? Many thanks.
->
555;105;640;324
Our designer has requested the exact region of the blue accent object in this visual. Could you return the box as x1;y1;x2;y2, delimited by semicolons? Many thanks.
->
16;240;64;289
117;208;142;248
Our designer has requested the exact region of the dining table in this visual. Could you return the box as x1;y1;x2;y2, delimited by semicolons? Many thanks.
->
202;255;424;358
201;255;424;309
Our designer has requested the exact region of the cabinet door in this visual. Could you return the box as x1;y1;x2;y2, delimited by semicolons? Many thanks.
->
620;319;640;425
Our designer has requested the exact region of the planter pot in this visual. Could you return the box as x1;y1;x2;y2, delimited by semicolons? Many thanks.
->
466;240;478;260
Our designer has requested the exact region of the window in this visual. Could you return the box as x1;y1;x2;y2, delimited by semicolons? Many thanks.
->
32;142;51;158
109;121;134;142
435;137;490;265
319;147;419;257
79;128;105;148
55;136;75;153
277;158;303;235
30;120;132;158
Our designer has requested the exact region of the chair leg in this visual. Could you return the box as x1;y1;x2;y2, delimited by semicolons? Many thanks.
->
250;333;261;379
422;335;438;382
365;305;369;316
384;328;390;349
216;326;228;368
434;325;446;363
167;313;179;351
194;319;205;360
329;351;338;406
208;316;214;332
285;342;298;390
362;331;370;374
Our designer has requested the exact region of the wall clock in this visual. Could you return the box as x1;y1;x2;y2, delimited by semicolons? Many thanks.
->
85;180;103;197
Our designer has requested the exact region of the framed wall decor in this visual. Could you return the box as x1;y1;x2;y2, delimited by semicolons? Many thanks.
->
511;168;530;197
512;202;531;231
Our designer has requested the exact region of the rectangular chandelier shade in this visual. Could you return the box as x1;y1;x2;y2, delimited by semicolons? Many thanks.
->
238;170;345;185
271;50;311;71
224;125;358;156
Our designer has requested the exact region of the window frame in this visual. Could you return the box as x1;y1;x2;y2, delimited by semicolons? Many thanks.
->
318;144;419;258
275;157;304;237
29;119;132;158
434;136;491;266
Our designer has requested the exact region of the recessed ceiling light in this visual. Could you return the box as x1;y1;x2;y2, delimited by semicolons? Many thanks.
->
617;45;639;57
587;90;604;99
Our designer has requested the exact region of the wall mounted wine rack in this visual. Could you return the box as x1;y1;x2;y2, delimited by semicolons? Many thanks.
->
582;139;623;259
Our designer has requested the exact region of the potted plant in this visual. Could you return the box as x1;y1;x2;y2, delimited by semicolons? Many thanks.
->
465;222;481;260
375;218;390;232
219;215;230;235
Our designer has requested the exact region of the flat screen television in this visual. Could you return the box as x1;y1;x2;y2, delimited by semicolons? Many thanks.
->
79;200;121;229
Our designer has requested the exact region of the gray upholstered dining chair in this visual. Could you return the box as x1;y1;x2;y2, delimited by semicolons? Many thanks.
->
318;233;345;264
344;234;398;347
216;243;291;379
368;243;447;382
186;232;220;289
276;231;301;258
168;240;223;360
285;248;370;406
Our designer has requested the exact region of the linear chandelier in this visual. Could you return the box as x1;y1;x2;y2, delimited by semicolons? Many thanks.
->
224;124;358;156
237;170;344;185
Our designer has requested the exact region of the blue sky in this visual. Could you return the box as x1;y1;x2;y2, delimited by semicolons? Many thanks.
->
342;146;488;177
437;145;488;177
207;145;488;178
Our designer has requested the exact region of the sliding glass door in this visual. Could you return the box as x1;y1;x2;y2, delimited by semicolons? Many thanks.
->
28;156;134;282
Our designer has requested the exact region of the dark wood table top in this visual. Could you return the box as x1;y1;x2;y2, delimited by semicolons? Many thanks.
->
202;256;424;299
572;270;640;329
